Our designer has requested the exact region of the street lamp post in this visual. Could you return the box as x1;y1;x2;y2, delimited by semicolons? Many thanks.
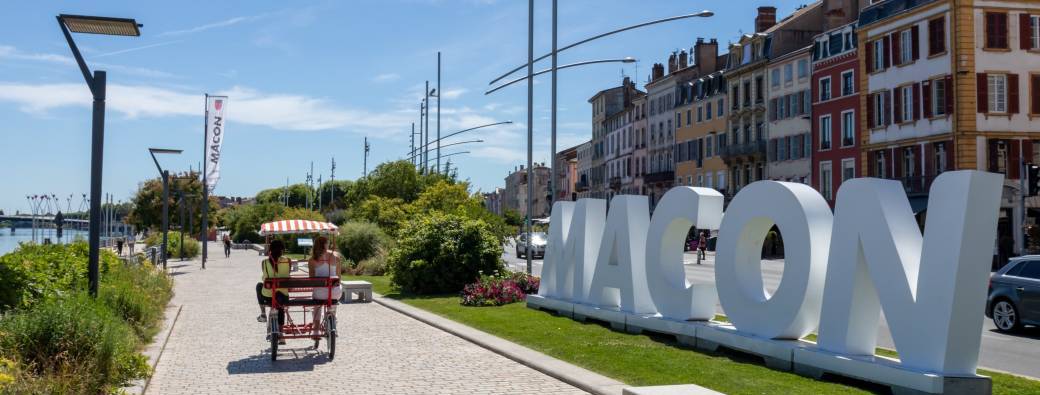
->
57;13;142;297
149;148;182;270
409;121;512;162
408;139;484;161
526;0;534;274
437;52;442;174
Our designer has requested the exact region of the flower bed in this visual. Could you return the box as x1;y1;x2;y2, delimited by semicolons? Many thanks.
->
460;272;540;307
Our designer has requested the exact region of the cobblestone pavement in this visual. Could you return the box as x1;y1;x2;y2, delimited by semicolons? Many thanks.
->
147;245;585;395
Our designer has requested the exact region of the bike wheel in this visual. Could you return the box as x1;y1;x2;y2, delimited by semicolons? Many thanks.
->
324;314;336;361
269;312;280;361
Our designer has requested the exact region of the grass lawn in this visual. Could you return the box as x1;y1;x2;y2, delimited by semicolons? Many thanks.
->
347;275;1039;395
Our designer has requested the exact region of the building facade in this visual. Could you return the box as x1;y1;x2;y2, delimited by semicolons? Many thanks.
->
766;46;814;184
859;0;1040;254
481;188;504;216
554;144;579;202
631;95;648;196
576;141;592;200
587;79;639;199
675;38;728;193
503;164;551;218
812;21;861;205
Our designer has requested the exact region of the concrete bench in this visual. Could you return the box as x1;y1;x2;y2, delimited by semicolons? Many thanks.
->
341;280;373;303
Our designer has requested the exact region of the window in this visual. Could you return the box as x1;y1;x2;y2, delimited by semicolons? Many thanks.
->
985;12;1009;49
928;16;946;55
873;39;885;71
798;59;808;79
756;77;764;102
841;158;855;184
706;102;713;120
873;92;887;127
901;85;914;123
819;115;832;150
841;71;854;96
933;78;947;116
988;74;1008;113
841;111;855;147
784;64;793;83
900;29;913;64
934;142;947;173
1014;261;1040;279
875;151;887;178
686;110;691;125
717;99;724;116
1032;16;1040;50
903;147;916;177
697;107;703;123
819;76;832;101
772;68;781;87
820;162;833;200
778;96;786;119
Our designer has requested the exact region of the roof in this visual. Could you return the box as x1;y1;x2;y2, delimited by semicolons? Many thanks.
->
259;220;339;236
764;1;823;34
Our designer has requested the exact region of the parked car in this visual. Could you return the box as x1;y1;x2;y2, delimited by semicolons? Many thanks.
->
986;256;1040;332
516;232;547;259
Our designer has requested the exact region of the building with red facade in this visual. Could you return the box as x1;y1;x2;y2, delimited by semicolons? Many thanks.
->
811;21;860;206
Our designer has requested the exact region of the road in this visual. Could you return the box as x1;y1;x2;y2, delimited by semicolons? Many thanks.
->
501;244;1040;378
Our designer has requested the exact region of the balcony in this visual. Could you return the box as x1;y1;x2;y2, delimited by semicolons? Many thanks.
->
575;180;589;192
719;140;767;160
609;176;622;190
890;175;936;196
644;170;674;184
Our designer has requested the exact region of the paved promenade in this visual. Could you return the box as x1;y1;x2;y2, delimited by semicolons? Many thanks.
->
146;245;584;394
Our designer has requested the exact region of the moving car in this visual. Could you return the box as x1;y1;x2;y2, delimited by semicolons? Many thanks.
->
516;231;547;259
986;256;1040;332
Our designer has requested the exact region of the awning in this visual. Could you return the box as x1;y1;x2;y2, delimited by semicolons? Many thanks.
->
908;196;928;214
259;220;338;236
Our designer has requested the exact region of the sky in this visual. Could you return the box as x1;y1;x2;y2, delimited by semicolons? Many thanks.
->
0;0;811;214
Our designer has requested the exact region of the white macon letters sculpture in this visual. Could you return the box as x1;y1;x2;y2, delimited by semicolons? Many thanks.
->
530;171;1002;394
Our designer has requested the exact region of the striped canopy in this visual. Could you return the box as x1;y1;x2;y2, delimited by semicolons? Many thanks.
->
259;219;339;236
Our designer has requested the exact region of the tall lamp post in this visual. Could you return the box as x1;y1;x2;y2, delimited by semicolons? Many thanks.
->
409;139;484;161
149;148;182;270
410;121;512;162
56;14;142;297
488;5;713;275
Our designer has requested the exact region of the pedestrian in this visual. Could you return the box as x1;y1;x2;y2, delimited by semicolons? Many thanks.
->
698;231;708;261
223;233;232;258
116;237;124;256
128;231;136;255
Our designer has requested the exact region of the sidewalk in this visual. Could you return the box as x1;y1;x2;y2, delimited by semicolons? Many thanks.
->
145;245;585;394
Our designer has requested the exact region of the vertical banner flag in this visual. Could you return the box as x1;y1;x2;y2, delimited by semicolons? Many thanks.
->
205;96;228;192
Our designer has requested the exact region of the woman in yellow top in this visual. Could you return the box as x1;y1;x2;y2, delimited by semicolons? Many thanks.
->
255;239;291;325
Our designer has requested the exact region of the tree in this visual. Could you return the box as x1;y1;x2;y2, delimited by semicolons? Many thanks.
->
349;196;409;237
222;203;285;243
126;171;217;233
255;183;311;208
501;208;524;228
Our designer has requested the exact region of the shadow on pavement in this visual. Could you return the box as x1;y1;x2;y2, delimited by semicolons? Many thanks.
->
988;326;1040;341
226;347;331;374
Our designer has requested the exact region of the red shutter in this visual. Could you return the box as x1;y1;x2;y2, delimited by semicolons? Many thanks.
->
866;40;875;73
978;73;989;113
867;93;876;128
1009;73;1020;114
923;80;933;118
1011;140;1021;179
868;150;875;176
911;25;921;60
924;143;935;176
1022;14;1033;50
883;36;891;69
1032;75;1040;114
945;75;954;115
893;148;903;177
913;82;922;120
894;88;903;122
891;32;902;65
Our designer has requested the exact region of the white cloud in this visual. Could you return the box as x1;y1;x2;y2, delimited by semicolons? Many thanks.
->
158;16;252;37
0;45;177;79
0;45;73;65
372;73;400;83
93;41;182;58
440;88;466;99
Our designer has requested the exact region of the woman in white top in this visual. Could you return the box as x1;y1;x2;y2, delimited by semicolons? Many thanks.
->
308;236;341;335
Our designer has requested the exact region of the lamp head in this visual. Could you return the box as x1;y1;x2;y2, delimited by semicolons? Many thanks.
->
58;14;141;36
696;10;714;18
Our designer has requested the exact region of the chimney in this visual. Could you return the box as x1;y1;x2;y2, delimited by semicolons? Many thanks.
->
755;6;777;33
694;37;719;72
652;63;665;81
667;52;677;74
678;50;688;70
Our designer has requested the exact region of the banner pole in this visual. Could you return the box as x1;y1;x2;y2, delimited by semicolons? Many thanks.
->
201;93;208;269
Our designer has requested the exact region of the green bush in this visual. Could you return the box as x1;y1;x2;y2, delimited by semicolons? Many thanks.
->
388;213;503;294
337;221;390;263
0;243;118;311
356;250;389;276
99;264;174;340
0;293;150;394
144;231;200;259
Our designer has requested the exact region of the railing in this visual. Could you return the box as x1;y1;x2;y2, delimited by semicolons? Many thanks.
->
575;180;589;192
890;175;937;195
609;176;622;189
644;170;674;183
719;140;767;158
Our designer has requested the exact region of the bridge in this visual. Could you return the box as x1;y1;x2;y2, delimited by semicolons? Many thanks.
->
1;215;89;227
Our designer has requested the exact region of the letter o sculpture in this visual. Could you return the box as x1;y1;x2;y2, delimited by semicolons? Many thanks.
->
715;181;833;339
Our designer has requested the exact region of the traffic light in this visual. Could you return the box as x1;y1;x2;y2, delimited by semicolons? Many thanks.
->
1028;164;1040;197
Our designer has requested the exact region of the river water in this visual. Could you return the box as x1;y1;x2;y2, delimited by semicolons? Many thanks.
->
0;227;90;256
